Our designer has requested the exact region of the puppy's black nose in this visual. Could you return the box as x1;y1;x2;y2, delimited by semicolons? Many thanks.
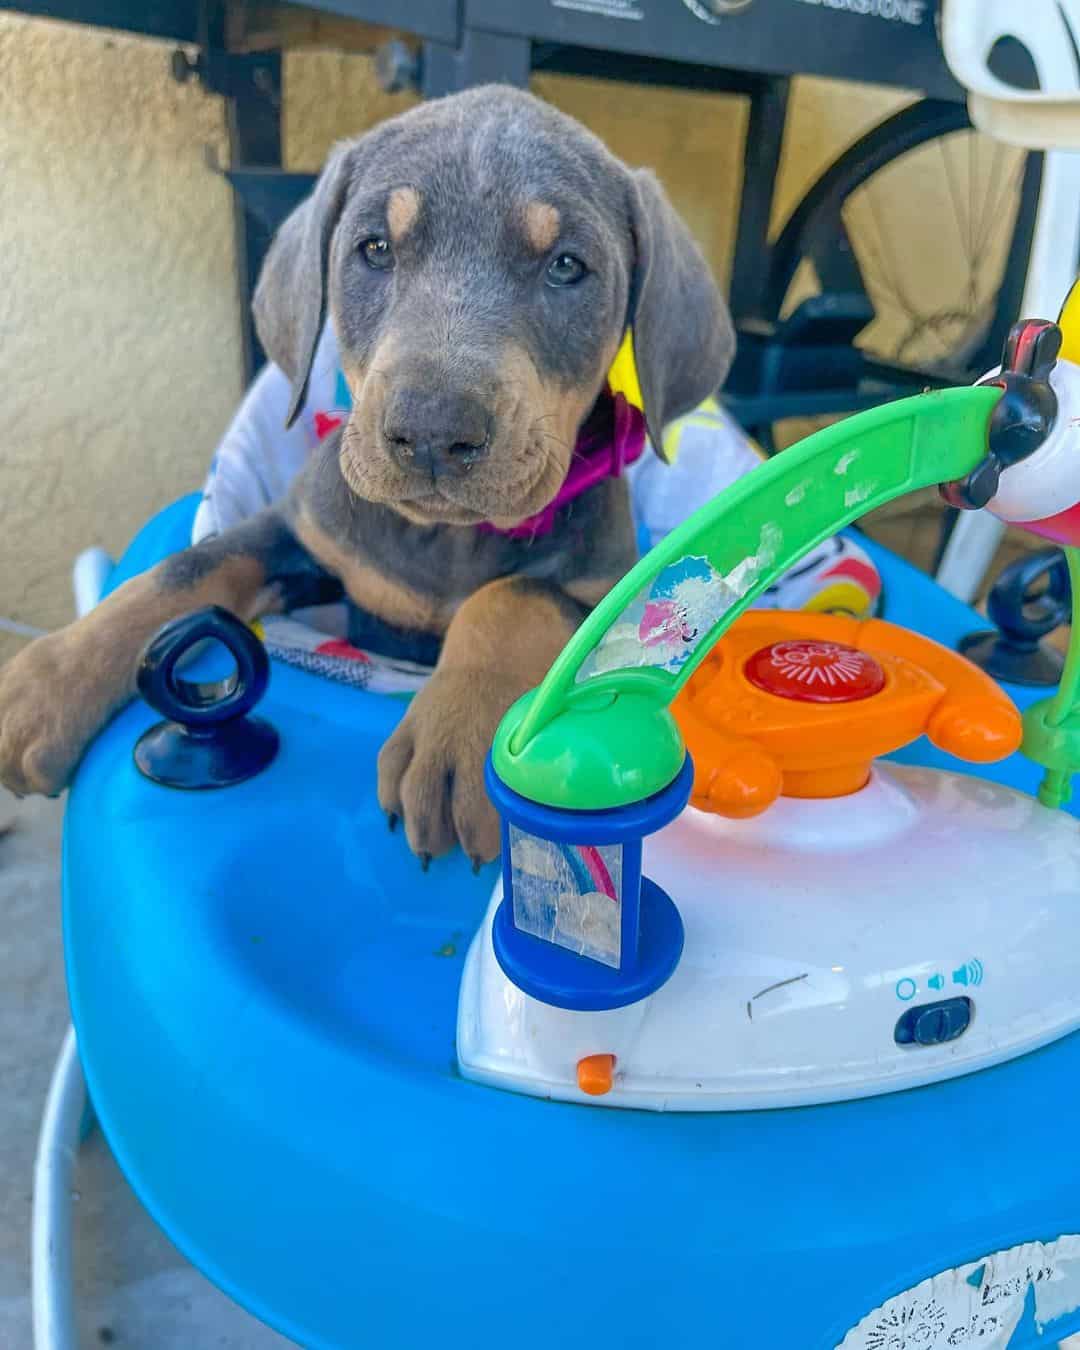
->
383;388;491;477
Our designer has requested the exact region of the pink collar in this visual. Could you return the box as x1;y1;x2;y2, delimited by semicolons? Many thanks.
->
478;392;647;539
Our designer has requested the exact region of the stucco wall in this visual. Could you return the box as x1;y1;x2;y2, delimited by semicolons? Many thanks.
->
0;13;931;666
0;15;235;664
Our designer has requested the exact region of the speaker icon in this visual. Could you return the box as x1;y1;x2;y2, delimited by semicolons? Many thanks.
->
952;959;984;987
928;973;945;990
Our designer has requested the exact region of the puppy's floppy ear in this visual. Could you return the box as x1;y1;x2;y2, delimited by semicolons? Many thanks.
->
627;169;735;460
253;143;353;428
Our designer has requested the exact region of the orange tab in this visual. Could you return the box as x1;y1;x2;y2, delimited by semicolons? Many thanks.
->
577;1054;616;1096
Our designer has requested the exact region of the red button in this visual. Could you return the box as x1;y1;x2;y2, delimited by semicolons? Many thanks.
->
744;640;886;703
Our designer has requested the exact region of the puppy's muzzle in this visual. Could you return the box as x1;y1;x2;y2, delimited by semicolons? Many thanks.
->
383;387;492;479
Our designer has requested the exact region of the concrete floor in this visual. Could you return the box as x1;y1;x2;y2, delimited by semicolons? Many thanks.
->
0;786;294;1349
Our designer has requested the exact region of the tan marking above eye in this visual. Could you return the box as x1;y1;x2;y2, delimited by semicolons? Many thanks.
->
387;187;421;244
523;201;560;254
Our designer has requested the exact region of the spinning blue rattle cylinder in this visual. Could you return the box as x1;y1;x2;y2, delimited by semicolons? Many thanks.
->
483;756;691;1011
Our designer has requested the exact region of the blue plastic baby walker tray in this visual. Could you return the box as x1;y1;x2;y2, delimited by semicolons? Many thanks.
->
57;510;1080;1350
59;333;1080;1350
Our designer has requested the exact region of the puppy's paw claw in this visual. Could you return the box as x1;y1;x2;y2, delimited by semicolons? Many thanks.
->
376;668;517;866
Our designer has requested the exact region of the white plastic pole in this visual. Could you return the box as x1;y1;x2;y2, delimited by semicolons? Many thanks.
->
937;3;1080;599
72;547;114;619
31;1028;86;1350
31;550;117;1348
936;143;1080;602
935;513;1008;603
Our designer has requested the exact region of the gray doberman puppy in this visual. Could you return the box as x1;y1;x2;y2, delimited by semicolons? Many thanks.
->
0;85;733;863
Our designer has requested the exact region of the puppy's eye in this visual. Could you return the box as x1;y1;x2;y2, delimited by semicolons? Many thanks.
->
360;237;394;271
545;253;587;288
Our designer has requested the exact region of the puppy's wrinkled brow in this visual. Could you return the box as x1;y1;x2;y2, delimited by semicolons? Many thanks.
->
523;201;560;254
387;187;421;243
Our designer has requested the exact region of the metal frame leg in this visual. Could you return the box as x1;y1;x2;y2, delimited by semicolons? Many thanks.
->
32;1028;88;1350
172;1;283;383
224;48;282;382
728;76;791;326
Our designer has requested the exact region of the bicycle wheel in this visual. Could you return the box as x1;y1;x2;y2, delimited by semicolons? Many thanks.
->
735;99;1042;458
781;101;1037;360
739;99;1042;570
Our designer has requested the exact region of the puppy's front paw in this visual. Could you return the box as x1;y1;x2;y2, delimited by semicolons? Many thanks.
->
0;631;121;796
377;668;514;866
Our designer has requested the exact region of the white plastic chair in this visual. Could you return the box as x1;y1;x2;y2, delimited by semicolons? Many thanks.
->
943;0;1080;149
936;1;1080;602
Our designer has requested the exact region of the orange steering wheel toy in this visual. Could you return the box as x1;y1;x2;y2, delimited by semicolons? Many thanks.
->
674;611;1022;819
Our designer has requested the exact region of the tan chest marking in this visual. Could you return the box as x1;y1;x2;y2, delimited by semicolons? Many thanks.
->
293;508;451;634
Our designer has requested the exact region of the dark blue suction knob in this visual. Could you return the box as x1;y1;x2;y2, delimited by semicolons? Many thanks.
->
134;606;279;788
959;549;1069;687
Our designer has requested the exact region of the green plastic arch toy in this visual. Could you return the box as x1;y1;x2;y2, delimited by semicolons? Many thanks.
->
490;384;1080;814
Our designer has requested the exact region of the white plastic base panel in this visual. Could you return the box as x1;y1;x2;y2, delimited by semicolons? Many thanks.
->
458;764;1080;1110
